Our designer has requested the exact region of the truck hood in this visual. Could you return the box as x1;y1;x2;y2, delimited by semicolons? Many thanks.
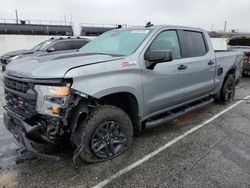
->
6;52;123;79
19;49;77;59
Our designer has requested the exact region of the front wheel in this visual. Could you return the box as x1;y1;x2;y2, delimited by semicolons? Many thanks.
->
80;105;133;163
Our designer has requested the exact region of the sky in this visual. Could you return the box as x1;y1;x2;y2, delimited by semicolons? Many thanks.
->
0;0;250;35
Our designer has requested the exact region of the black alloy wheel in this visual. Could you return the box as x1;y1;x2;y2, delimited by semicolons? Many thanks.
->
79;105;133;163
91;120;127;159
221;75;235;104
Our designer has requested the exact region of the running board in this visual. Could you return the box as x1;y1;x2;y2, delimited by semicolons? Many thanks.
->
145;97;214;129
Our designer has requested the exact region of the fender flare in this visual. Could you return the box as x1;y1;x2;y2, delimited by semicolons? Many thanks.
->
69;98;89;167
69;99;89;146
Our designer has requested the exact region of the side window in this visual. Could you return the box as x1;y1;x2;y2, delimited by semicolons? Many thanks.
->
178;30;207;57
72;40;88;49
149;30;181;59
50;41;73;51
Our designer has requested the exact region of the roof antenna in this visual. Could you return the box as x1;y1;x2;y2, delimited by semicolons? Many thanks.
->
145;22;154;28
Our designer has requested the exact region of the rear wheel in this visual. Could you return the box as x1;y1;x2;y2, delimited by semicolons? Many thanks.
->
215;75;235;104
80;105;133;163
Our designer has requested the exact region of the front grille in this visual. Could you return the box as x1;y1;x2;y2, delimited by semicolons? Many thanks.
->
4;77;31;94
4;76;37;119
5;92;37;119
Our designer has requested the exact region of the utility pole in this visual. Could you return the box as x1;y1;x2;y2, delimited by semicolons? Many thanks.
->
15;9;18;24
211;24;214;31
64;15;67;25
70;13;72;25
70;13;75;36
224;21;227;32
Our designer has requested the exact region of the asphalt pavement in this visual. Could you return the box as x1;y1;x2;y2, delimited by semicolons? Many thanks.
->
0;74;250;188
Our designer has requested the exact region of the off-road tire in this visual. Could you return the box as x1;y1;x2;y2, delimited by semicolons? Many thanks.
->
214;75;235;104
80;105;133;163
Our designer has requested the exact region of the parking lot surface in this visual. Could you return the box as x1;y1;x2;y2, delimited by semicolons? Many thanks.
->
0;73;250;188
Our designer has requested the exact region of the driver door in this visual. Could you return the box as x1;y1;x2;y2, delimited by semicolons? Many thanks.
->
142;30;191;117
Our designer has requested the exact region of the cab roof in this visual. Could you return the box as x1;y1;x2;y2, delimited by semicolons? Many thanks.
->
115;24;205;33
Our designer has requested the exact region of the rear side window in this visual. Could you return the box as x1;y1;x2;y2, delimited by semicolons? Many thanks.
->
149;30;181;59
178;30;207;57
50;41;73;51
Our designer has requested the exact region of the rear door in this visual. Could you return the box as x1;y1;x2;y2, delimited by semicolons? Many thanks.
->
177;30;216;100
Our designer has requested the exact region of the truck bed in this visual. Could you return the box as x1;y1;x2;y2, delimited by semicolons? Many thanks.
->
215;50;243;83
215;50;242;59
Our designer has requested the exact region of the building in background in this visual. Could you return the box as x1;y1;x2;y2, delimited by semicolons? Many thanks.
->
0;18;75;55
209;30;250;38
80;23;126;36
0;18;73;36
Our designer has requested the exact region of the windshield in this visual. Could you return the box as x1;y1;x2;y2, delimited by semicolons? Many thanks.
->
31;41;53;51
79;29;150;56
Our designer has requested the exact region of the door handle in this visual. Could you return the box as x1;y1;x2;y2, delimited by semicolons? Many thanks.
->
178;64;187;70
208;61;215;65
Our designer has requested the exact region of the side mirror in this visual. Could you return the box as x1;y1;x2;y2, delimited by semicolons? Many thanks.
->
47;47;55;53
144;50;173;63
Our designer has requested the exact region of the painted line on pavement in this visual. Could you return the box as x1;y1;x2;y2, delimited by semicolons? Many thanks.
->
92;95;250;188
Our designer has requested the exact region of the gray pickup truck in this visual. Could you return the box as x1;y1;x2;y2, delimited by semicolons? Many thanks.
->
3;24;243;164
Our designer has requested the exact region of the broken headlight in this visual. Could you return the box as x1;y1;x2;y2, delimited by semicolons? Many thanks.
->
34;85;71;116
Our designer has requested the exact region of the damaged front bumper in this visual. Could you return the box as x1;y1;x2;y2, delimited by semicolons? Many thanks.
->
3;111;62;160
2;75;91;166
